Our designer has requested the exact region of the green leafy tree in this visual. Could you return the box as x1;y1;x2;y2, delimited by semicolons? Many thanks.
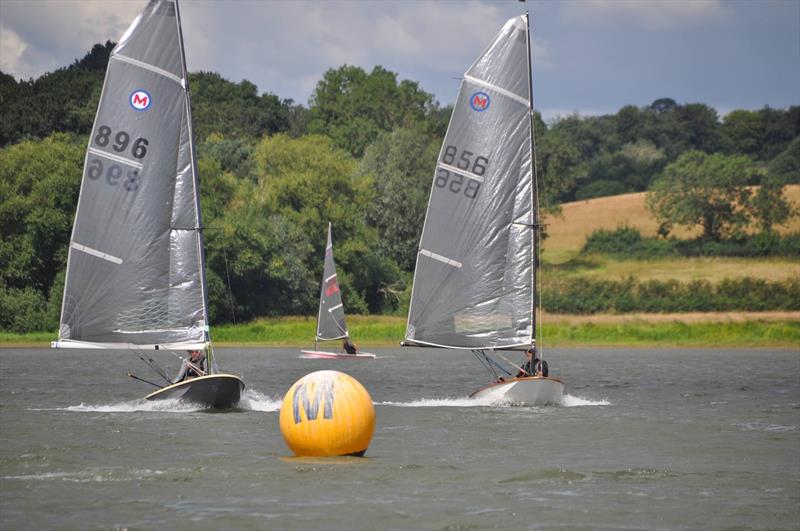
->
250;134;399;314
748;177;795;234
722;107;800;161
539;129;585;201
768;136;800;185
746;137;800;234
671;103;723;154
647;151;755;240
358;128;439;271
0;133;84;331
189;72;291;141
307;65;437;157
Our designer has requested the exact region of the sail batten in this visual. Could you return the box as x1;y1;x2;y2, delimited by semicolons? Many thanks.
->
112;54;184;85
405;15;534;351
56;0;206;349
462;75;529;106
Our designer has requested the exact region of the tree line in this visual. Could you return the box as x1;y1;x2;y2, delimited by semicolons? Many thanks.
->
1;43;798;332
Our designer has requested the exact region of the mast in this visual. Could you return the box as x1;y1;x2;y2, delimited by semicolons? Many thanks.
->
174;0;214;370
524;12;539;353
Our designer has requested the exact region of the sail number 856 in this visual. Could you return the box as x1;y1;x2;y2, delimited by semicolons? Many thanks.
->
436;144;488;200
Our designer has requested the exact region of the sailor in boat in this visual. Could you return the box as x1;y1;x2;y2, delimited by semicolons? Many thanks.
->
515;346;548;378
342;338;358;355
496;346;549;382
171;350;206;384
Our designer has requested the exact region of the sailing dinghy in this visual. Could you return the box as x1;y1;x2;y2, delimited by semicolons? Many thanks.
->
51;0;244;408
300;224;376;360
403;14;564;406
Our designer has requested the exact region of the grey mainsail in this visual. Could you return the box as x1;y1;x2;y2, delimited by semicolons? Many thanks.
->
53;0;207;350
405;15;535;351
315;223;349;342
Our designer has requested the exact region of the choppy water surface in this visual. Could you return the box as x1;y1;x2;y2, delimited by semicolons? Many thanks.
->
1;347;798;530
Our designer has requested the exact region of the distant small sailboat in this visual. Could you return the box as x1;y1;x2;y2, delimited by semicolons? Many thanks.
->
300;223;376;360
51;0;244;408
403;14;564;405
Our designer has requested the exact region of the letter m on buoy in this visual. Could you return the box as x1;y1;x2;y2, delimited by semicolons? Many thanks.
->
292;380;334;424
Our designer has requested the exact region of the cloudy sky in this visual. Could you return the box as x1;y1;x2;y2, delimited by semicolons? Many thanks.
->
1;0;798;122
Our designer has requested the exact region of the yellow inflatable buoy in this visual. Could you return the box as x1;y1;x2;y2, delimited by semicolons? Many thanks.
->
279;370;375;457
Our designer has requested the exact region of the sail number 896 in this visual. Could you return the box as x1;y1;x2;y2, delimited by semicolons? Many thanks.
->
94;125;149;159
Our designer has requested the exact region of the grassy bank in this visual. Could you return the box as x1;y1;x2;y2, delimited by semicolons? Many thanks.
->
3;314;798;348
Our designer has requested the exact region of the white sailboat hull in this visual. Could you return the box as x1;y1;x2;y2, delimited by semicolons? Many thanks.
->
300;350;376;360
469;376;564;406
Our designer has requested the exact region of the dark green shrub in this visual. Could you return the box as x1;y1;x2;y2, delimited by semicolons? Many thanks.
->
583;227;799;258
575;180;629;201
542;276;799;314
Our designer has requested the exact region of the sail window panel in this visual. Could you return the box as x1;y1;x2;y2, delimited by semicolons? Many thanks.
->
465;16;529;104
114;0;182;81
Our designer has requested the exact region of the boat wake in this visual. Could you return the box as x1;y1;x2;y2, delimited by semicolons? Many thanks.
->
378;393;610;408
562;394;611;407
54;399;203;413
238;389;282;412
38;389;283;413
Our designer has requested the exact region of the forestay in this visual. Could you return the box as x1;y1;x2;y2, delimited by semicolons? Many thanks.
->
315;223;349;341
54;0;207;350
405;16;534;350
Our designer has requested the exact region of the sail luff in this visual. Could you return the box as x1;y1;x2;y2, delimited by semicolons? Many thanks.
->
525;12;537;350
56;55;115;345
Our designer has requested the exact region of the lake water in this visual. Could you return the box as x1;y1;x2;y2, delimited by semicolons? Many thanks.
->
1;347;798;530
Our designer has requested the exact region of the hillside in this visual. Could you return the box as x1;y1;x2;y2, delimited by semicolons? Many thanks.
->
545;184;800;256
542;185;800;283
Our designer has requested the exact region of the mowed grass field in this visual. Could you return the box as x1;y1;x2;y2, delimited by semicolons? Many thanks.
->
542;184;800;283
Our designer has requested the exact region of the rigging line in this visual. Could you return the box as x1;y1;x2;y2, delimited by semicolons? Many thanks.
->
492;350;525;373
472;350;499;379
134;353;170;384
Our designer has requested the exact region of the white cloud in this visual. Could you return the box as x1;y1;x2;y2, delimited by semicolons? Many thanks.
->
0;0;545;103
0;0;140;79
0;25;31;77
562;0;730;30
177;0;511;101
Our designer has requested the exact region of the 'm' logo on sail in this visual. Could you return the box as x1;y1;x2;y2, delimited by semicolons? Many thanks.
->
470;91;490;112
130;90;151;111
292;380;334;424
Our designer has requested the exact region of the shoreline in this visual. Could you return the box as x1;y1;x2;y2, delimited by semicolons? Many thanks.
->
3;313;798;349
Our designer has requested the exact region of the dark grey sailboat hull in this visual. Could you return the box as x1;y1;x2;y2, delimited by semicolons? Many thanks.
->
144;374;244;409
